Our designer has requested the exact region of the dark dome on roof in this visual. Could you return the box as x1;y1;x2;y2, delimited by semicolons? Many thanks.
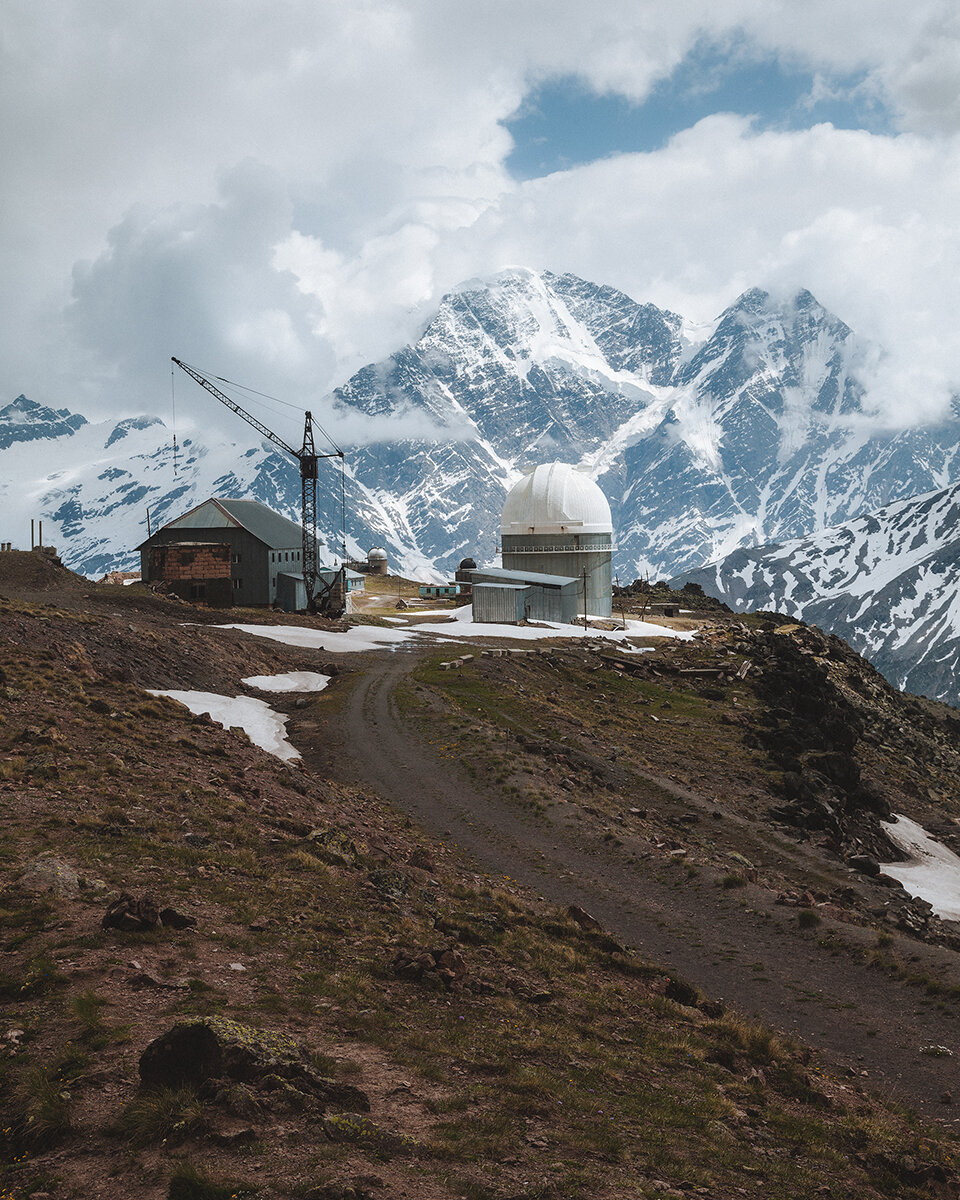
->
458;557;477;570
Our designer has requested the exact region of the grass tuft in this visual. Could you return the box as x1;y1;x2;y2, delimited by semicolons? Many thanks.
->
114;1087;208;1147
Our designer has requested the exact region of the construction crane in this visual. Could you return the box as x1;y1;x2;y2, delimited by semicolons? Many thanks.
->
170;357;345;615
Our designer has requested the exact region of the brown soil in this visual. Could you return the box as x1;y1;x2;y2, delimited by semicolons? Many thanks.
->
4;575;960;1200
321;652;960;1122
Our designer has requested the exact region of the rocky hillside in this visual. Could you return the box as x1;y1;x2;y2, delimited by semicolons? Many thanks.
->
675;480;960;708
4;556;960;1196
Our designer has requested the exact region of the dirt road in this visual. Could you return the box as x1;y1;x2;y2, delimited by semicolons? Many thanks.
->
321;650;960;1124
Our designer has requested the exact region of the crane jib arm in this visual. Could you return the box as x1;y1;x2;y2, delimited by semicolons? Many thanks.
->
170;357;346;616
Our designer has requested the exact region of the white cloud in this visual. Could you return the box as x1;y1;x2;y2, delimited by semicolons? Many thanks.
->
3;0;960;434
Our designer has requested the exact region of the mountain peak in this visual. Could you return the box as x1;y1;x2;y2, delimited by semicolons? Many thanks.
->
0;394;87;450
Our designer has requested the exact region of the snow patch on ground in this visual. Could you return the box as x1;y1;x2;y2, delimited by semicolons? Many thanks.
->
148;689;301;763
213;623;413;653
241;671;330;693
880;814;960;922
211;611;691;655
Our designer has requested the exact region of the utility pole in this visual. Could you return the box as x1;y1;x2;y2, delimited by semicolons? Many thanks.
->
582;567;588;631
615;574;626;630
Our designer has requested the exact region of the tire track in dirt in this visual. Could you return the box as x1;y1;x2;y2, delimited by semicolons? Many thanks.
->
322;651;960;1124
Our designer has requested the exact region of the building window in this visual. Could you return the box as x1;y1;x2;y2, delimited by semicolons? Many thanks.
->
190;583;206;601
232;553;242;564
233;578;242;590
272;576;276;587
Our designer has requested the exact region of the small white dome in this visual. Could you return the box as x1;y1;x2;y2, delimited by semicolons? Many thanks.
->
367;546;388;561
501;463;612;535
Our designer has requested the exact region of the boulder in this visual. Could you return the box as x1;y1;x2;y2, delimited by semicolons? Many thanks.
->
566;904;603;931
139;1017;369;1112
159;906;198;930
392;945;471;992
847;854;881;877
322;1111;417;1155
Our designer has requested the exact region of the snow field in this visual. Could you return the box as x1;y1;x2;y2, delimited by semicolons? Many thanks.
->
241;671;330;692
880;814;960;922
211;610;692;656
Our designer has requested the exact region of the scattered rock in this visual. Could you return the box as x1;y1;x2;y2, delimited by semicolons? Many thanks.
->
566;904;603;931
20;855;104;899
406;847;436;871
367;868;412;899
848;854;881;877
302;1184;382;1200
322;1111;417;1155
209;1127;259;1146
392;945;470;991
159;906;197;930
127;970;188;991
307;827;363;868
102;894;198;932
102;893;160;931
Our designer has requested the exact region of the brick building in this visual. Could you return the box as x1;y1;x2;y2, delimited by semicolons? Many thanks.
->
148;542;232;606
138;497;314;608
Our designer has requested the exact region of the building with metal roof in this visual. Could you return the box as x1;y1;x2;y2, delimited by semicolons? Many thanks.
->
469;566;581;624
137;497;317;608
500;463;613;617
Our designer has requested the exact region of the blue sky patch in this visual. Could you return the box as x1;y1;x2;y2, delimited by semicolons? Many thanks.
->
505;42;894;180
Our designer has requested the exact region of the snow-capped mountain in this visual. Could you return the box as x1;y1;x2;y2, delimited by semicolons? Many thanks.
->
331;270;960;579
675;483;960;707
3;268;960;596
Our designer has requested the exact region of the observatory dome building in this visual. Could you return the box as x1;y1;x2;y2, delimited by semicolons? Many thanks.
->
366;547;389;574
500;463;613;617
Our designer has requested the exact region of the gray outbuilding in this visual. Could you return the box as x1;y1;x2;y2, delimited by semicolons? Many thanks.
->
471;582;530;625
469;567;581;624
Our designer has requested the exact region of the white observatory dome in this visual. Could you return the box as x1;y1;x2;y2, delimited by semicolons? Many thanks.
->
501;463;612;535
367;547;388;562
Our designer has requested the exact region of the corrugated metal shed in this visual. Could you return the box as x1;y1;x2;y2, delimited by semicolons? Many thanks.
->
276;572;308;613
469;568;581;624
472;582;529;625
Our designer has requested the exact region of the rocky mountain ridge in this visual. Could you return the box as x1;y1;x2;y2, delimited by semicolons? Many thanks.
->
676;479;960;707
